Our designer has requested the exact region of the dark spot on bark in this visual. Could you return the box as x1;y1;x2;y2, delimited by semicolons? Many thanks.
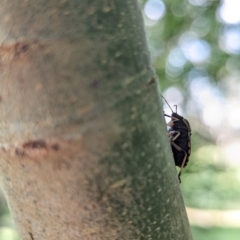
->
29;232;34;240
21;44;29;53
146;77;156;86
51;144;59;151
15;148;25;156
0;96;2;102
23;140;47;149
14;43;29;57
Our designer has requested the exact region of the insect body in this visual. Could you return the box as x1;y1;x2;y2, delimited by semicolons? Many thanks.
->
161;95;191;183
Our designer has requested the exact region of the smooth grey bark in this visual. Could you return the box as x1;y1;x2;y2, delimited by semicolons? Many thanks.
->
0;0;193;239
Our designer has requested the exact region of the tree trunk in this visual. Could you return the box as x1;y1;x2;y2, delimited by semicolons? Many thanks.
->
0;0;193;239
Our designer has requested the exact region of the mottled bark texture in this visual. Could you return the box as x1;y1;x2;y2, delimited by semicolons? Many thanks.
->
0;0;193;239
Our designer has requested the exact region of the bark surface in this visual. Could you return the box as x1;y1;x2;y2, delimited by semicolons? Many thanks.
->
0;0;193;239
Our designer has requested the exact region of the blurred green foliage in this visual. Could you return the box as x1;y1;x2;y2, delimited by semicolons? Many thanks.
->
0;189;19;240
182;145;240;209
140;0;240;86
192;226;240;240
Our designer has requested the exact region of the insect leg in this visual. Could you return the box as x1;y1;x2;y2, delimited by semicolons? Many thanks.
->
168;131;180;142
178;153;187;183
171;141;182;152
170;141;187;183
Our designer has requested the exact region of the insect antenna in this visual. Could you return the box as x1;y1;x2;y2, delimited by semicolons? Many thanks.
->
174;105;178;113
161;94;174;113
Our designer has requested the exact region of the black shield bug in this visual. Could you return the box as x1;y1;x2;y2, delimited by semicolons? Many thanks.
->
161;95;191;183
